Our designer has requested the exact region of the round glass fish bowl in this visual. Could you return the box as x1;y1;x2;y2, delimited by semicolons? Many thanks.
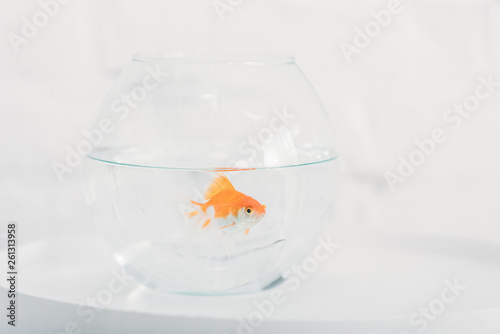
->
85;54;338;295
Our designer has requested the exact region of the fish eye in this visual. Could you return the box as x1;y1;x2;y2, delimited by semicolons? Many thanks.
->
246;207;253;215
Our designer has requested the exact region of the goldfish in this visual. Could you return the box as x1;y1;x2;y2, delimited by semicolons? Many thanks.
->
186;174;266;236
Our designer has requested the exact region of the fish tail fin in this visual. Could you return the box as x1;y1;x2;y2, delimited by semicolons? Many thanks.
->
202;219;211;229
185;210;199;218
190;200;208;213
205;173;235;200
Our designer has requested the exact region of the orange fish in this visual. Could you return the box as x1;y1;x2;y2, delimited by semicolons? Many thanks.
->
186;174;266;236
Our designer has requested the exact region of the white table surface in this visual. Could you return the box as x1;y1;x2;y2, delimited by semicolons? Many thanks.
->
1;228;499;334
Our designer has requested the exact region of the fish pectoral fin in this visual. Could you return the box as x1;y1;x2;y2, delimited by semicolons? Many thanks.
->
244;229;250;236
202;219;211;229
186;211;198;218
218;222;236;229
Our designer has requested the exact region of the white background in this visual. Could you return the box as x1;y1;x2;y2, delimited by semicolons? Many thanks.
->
2;0;499;243
1;0;500;332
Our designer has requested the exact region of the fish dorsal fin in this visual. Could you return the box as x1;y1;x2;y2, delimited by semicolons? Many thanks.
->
205;174;235;200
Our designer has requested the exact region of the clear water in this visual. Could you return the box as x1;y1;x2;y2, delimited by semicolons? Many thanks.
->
85;149;338;295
